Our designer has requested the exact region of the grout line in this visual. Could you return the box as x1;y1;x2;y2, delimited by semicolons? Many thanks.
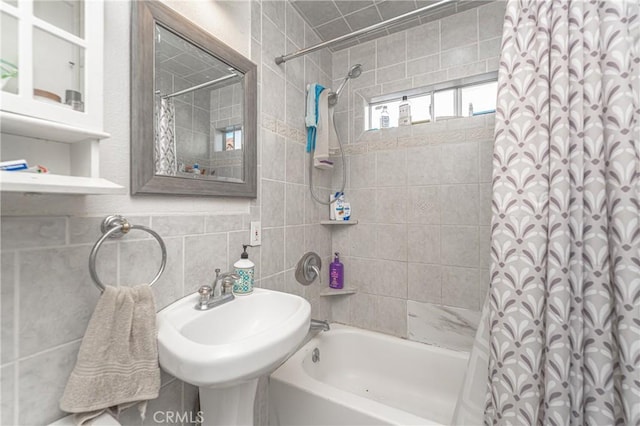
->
116;241;121;287
12;250;20;424
64;216;70;246
181;236;186;296
180;380;185;414
16;337;82;364
225;231;230;272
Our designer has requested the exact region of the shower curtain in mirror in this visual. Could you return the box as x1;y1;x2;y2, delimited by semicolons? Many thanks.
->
486;0;639;425
155;95;177;176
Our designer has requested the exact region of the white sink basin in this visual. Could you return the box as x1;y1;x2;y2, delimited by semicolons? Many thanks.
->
157;288;311;388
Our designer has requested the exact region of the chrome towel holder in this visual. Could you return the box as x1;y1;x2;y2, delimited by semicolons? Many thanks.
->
89;215;167;292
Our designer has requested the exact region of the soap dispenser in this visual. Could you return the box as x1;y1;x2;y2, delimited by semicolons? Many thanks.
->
233;245;255;295
329;252;344;289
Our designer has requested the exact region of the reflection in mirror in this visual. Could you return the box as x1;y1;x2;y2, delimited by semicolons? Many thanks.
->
154;24;245;182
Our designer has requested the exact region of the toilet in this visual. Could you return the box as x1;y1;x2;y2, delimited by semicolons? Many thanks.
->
49;412;121;425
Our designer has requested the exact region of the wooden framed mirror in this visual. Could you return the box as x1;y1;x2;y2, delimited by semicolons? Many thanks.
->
131;1;257;197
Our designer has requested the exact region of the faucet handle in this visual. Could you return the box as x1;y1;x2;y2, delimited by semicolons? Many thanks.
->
310;265;321;284
221;276;236;295
198;285;212;303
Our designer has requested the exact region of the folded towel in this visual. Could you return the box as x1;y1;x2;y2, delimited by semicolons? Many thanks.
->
313;90;334;169
60;285;161;424
327;104;340;156
305;83;325;153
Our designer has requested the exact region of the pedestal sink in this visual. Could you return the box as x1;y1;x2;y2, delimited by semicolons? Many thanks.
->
157;288;311;426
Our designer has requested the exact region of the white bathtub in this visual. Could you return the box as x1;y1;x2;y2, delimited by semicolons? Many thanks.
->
269;324;469;425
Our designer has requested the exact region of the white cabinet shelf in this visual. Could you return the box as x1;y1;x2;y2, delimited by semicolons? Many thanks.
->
0;171;125;194
0;111;110;143
0;0;118;195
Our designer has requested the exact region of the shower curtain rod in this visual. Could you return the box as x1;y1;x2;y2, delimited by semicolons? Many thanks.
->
160;72;238;99
275;0;456;65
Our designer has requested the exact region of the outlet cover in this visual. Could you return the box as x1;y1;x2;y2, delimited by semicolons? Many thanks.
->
250;221;261;246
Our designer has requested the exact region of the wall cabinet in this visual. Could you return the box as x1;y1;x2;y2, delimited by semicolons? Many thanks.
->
0;0;123;194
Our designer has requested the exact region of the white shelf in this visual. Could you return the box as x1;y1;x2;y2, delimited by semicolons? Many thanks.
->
0;111;110;143
320;220;358;225
0;171;125;194
320;287;357;297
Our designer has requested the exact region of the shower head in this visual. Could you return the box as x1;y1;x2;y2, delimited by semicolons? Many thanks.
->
347;64;362;79
328;64;363;106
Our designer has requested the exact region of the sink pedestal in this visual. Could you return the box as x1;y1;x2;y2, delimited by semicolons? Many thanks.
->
157;288;311;425
199;379;259;426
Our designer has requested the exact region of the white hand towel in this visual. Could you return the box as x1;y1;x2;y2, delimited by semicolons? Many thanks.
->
60;285;161;424
314;90;334;169
327;105;340;156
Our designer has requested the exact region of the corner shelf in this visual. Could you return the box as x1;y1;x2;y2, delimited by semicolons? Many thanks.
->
0;172;125;195
320;220;358;225
320;287;357;297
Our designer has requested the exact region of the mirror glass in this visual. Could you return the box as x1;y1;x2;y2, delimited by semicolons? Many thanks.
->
154;24;245;182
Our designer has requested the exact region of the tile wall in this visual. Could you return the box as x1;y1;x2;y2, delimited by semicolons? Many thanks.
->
330;1;506;145
0;213;248;425
0;1;334;425
156;60;212;168
327;1;506;351
330;115;495;351
251;0;335;322
209;82;244;180
210;81;243;131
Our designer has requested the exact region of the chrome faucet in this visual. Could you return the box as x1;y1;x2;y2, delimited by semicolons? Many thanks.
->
309;264;321;284
195;268;240;310
310;319;330;332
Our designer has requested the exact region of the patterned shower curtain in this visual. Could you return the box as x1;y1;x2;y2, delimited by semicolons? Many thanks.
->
155;95;178;176
486;1;639;425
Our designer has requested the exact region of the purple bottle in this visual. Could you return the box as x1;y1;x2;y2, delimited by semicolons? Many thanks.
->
329;252;344;289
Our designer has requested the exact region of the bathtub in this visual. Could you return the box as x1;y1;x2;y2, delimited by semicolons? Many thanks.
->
269;324;469;425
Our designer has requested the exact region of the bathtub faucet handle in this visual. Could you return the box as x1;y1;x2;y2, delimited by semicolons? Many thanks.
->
310;265;321;284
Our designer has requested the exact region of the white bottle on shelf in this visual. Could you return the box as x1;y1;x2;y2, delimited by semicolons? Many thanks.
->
399;96;411;126
380;106;390;128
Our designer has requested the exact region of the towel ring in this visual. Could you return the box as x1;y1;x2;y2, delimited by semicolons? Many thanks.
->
89;215;167;292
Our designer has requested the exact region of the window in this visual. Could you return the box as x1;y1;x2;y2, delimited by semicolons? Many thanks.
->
434;89;456;119
365;72;497;130
461;81;498;116
213;124;242;152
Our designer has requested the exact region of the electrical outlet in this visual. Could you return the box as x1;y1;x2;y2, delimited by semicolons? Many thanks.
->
250;221;261;246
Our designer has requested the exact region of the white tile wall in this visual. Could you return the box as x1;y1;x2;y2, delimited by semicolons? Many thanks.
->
327;2;505;349
330;114;496;347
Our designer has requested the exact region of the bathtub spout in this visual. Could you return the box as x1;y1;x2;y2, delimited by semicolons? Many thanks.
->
310;319;330;332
